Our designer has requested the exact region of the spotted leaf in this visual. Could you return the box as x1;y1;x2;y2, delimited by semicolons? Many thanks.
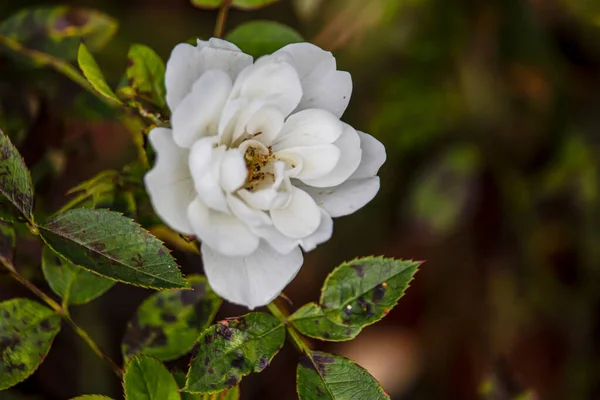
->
0;299;61;390
183;312;284;394
120;44;166;109
296;351;390;400
0;127;34;223
290;257;420;341
122;275;221;362
123;356;180;400
41;246;115;305
173;371;240;400
39;208;188;290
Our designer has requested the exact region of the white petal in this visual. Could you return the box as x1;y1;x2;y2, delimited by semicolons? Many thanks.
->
202;242;303;309
300;124;361;188
300;209;333;252
350;131;387;179
220;149;247;193
165;41;252;111
271;186;321;238
274;42;352;117
189;142;229;214
245;105;285;146
188;198;259;256
144;128;195;235
171;70;232;148
300;177;380;218
252;225;300;255
226;194;271;227
271;109;344;151
229;56;302;116
276;144;340;181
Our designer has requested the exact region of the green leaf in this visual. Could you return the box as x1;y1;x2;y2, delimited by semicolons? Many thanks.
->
296;351;390;400
41;246;115;305
174;371;239;400
123;356;181;400
0;127;34;222
70;396;116;400
122;275;221;362
39;208;188;290
0;221;15;266
289;257;420;341
184;312;285;393
190;0;278;9
78;43;122;106
122;44;166;109
0;6;117;60
0;299;62;390
225;21;302;58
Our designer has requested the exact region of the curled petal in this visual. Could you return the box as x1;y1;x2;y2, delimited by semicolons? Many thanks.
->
300;124;361;188
276;144;340;181
271;186;321;239
202;242;303;309
188;198;259;256
271;109;344;151
228;55;302;117
165;39;252;111
144;128;195;235
171;69;232;148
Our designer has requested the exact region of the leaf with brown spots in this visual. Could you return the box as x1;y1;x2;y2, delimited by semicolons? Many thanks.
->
173;371;240;400
123;356;180;400
296;351;390;400
117;44;166;110
0;128;34;223
183;313;284;394
39;208;188;290
0;298;61;390
121;275;221;362
289;257;421;341
41;246;115;305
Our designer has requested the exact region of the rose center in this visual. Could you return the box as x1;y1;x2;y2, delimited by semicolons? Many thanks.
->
243;144;275;191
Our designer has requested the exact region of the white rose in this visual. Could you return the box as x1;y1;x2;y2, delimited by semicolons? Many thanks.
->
144;38;386;309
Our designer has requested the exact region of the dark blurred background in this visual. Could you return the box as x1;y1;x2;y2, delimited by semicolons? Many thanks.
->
2;0;600;399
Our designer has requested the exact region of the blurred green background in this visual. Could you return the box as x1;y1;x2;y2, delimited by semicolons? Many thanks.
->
2;0;600;399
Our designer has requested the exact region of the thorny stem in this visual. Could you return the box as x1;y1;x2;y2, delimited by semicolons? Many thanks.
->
266;299;313;355
214;0;233;38
1;259;123;377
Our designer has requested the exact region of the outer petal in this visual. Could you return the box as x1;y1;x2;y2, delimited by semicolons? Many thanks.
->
274;42;352;118
188;198;259;256
300;177;380;218
295;124;361;188
271;186;321;238
228;56;302;117
171;70;232;148
165;39;252;111
144;128;195;235
350;131;386;179
271;109;344;151
300;208;333;252
252;225;300;255
202;242;303;309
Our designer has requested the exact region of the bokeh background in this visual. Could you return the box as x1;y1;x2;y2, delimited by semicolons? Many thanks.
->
1;0;600;399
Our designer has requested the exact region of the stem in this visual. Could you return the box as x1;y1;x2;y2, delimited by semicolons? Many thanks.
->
1;260;123;377
214;0;233;38
266;299;312;355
